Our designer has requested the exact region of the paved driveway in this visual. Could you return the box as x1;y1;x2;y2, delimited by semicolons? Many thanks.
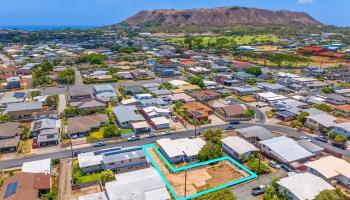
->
231;169;287;200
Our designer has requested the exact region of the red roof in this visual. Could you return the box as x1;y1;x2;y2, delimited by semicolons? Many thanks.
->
180;59;195;65
301;46;325;51
318;52;344;58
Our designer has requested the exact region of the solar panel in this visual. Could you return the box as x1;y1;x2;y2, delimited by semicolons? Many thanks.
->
3;181;18;198
192;111;201;116
13;92;25;99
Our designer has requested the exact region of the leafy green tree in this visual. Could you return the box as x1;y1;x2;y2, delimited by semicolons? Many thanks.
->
103;126;121;138
100;170;115;185
313;104;332;113
203;128;222;145
20;126;31;140
40;59;53;72
194;188;236;200
263;178;291;200
40;191;57;200
243;109;255;118
296;111;309;123
31;90;41;97
334;135;347;143
58;68;75;84
188;76;205;89
197;142;223;162
247;157;270;174
321;86;335;94
245;66;262;76
76;53;107;65
315;188;347;200
0;114;13;123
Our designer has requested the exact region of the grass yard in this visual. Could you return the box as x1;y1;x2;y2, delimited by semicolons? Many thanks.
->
86;127;105;141
167;35;279;47
17;139;32;154
76;173;102;184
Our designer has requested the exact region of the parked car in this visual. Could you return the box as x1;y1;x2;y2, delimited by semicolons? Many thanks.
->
332;141;347;150
315;136;328;143
229;121;240;125
300;136;312;142
268;161;281;169
93;141;106;147
73;151;83;156
226;125;235;130
251;185;265;196
171;115;178;122
148;132;157;138
160;131;171;136
281;164;291;172
128;135;140;142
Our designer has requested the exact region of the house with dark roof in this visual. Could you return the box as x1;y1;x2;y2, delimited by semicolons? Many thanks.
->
30;118;61;148
0;122;21;152
66;114;109;138
190;90;221;101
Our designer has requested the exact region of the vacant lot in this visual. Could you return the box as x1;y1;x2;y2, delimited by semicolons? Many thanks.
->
146;147;249;198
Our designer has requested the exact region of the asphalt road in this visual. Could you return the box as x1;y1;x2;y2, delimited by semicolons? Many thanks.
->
1;122;350;170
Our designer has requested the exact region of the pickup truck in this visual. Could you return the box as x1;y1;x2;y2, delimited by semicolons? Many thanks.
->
251;185;265;196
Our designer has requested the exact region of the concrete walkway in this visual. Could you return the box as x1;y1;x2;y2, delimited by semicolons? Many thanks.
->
58;159;72;200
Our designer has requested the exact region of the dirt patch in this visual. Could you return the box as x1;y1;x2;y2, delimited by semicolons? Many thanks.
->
71;184;102;200
146;147;249;198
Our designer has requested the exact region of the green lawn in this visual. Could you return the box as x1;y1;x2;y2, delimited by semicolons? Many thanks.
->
121;129;133;134
86;127;106;141
76;173;102;184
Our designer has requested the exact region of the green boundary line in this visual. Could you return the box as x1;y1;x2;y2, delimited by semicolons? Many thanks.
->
142;143;257;200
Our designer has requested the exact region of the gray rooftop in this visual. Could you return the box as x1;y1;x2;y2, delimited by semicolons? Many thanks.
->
112;105;144;124
236;126;274;141
297;140;324;154
6;101;42;112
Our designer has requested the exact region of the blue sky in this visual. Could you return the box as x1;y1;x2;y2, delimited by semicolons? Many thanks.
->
0;0;349;27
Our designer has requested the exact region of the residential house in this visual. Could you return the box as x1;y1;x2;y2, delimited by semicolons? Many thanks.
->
0;172;51;200
305;156;350;188
4;76;21;89
297;140;324;155
323;93;350;105
256;92;287;103
0;122;21;152
183;102;213;122
132;69;151;79
157;138;206;163
30;118;61;147
78;146;149;174
231;85;262;96
124;86;145;96
22;158;51;175
167;93;195;103
105;167;171;200
66;114;109;138
140;98;167;108
131;121;151;134
190;90;220;101
142;106;170;119
305;114;336;130
32;110;59;120
257;82;286;93
6;102;43;121
277;172;333;200
216;104;247;120
259;136;314;163
232;72;255;80
112;105;144;128
68;85;92;102
116;71;133;80
221;136;259;161
235;126;274;144
332;104;350;117
331;122;350;138
211;65;228;72
150;117;170;129
92;84;117;99
0;91;27;108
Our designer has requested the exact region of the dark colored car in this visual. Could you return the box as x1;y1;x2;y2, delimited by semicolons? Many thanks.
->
230;121;240;125
93;141;106;147
315;136;328;143
281;164;291;172
73;151;83;156
251;185;265;196
226;125;235;130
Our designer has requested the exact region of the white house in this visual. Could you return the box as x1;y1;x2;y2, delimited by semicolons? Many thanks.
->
142;106;170;119
157;138;206;163
150;117;170;129
305;114;336;130
221;136;259;161
277;172;333;200
305;156;350;188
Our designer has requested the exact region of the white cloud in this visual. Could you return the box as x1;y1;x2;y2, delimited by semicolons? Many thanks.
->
297;0;315;4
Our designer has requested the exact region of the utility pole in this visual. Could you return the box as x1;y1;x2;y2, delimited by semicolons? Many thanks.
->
257;153;261;180
183;156;187;198
194;115;197;138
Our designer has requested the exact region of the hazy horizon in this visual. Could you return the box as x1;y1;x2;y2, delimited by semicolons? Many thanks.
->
1;0;350;27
